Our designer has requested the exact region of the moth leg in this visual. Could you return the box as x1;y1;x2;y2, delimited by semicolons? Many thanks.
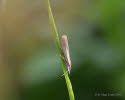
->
61;71;68;77
60;55;64;60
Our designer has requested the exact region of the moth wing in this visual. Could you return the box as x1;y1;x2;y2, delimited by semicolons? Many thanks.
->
61;35;71;73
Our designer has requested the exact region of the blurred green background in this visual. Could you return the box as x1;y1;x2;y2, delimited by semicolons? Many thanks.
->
0;0;125;100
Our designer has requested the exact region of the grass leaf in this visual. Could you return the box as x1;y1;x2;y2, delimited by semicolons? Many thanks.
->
45;0;75;100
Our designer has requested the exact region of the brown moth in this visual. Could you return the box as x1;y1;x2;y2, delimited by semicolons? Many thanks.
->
61;35;71;74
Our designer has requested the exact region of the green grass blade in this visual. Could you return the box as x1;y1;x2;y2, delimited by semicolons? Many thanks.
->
45;0;75;100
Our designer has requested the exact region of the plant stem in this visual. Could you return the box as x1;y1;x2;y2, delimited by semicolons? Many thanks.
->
45;0;75;100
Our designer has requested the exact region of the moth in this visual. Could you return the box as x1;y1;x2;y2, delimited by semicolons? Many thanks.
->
61;35;71;74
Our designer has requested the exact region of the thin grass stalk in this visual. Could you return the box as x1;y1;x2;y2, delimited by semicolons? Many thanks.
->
45;0;75;100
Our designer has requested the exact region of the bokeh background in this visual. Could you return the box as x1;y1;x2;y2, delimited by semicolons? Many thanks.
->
0;0;125;100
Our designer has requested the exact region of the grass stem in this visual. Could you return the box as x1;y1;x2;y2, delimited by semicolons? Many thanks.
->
45;0;75;100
